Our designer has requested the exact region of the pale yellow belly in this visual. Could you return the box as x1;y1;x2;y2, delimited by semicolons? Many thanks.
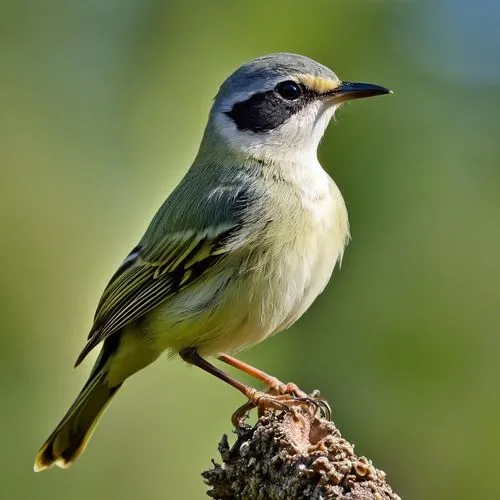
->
144;186;349;357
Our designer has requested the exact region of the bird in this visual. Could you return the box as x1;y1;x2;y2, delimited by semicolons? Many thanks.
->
34;52;391;471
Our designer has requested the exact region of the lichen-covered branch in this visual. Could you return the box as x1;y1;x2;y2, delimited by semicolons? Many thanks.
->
203;409;401;499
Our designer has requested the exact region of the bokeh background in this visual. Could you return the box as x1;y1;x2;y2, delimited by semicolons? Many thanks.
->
1;0;499;498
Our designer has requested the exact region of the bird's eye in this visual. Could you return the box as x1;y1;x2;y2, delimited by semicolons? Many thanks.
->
275;81;303;100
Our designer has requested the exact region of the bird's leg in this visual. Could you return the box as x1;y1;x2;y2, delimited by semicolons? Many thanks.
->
218;353;308;397
218;353;331;422
180;348;325;427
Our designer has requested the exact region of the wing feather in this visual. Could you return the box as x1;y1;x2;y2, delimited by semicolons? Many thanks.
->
75;225;236;367
74;176;267;367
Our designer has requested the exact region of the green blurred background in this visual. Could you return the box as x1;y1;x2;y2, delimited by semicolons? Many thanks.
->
1;0;499;498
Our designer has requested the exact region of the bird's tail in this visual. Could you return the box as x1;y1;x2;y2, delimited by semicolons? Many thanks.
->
34;354;121;472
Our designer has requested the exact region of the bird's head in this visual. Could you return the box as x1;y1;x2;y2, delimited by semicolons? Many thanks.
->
205;53;391;163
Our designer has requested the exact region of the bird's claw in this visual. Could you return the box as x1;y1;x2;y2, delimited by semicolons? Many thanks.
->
231;401;255;428
231;393;290;428
292;396;331;420
272;382;331;420
231;385;332;428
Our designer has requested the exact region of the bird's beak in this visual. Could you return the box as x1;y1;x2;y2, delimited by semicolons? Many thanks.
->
327;82;392;103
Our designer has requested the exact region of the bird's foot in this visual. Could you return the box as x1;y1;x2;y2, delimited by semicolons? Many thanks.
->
268;381;310;398
231;386;331;428
268;382;331;421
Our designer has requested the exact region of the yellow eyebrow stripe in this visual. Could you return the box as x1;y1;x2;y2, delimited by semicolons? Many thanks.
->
295;74;341;94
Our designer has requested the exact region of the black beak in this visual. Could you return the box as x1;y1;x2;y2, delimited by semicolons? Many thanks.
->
329;82;392;103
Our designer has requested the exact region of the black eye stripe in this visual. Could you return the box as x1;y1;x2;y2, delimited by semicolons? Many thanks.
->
226;86;316;133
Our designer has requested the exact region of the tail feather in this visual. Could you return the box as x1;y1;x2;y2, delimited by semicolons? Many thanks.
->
34;369;121;471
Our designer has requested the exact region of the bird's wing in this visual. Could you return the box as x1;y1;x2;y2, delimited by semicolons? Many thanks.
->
75;179;263;366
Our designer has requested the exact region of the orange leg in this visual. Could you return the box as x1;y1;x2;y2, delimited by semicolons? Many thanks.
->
180;348;329;427
218;353;308;397
217;353;331;423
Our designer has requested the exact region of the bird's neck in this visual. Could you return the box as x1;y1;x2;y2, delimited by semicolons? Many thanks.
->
194;122;332;200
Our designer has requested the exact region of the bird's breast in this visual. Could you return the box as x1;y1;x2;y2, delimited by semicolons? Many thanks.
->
235;171;348;342
147;170;349;357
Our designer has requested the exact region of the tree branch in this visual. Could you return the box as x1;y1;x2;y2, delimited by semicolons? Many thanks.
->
203;408;401;499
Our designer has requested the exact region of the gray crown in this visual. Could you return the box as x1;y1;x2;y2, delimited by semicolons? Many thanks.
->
216;53;337;101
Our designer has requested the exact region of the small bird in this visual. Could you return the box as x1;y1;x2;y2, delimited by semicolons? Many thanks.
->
34;53;391;471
